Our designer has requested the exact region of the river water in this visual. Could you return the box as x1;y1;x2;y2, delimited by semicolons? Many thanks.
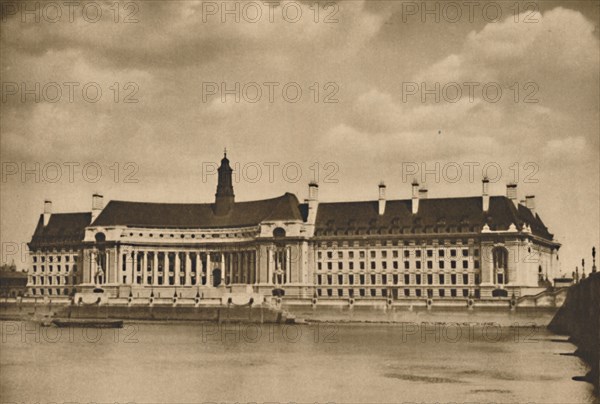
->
0;321;596;403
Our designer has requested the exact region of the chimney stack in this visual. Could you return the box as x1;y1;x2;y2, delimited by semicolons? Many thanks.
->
482;177;490;212
307;181;319;224
378;182;386;215
506;183;518;207
411;179;419;214
43;200;52;227
418;187;428;200
91;193;104;222
525;195;535;216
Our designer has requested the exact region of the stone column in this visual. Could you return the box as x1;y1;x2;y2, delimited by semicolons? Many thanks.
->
267;247;273;285
185;252;192;286
221;253;226;285
174;252;181;286
286;246;292;285
142;251;147;285
164;252;170;285
194;253;200;286
132;251;138;284
206;252;212;286
153;252;159;286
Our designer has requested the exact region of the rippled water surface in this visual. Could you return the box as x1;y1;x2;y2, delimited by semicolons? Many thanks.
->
1;321;596;403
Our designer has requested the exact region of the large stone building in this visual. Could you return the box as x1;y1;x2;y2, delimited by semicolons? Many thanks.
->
27;153;561;302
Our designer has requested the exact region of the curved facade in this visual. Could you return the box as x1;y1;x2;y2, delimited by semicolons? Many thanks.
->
27;154;561;301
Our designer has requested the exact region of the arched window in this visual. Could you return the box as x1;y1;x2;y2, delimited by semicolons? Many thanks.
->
492;247;508;285
95;232;106;243
273;227;286;238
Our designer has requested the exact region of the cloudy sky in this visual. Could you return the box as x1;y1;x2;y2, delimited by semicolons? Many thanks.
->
1;0;598;273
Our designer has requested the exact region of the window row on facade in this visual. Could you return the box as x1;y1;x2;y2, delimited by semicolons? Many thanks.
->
317;259;480;271
316;287;482;299
29;275;77;286
31;264;78;273
29;287;75;296
32;253;78;263
317;247;480;260
316;273;481;286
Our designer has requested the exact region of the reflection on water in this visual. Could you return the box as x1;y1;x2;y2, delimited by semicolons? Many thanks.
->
0;321;596;403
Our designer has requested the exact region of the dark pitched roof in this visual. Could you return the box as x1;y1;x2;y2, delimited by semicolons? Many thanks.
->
314;196;553;240
91;193;303;228
29;213;92;247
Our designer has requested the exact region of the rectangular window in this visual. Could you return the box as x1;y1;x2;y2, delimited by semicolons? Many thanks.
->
338;251;343;259
327;262;332;270
462;260;469;269
349;251;354;259
381;251;387;259
317;275;322;285
404;288;410;296
327;289;333;297
438;249;445;258
427;261;433;269
338;289;343;297
370;251;376;259
338;275;344;284
404;250;410;258
450;249;457;257
427;249;433;257
393;274;398;285
318;262;322;270
318;251;322;259
463;289;469;297
393;261;398;270
451;274;457;285
416;261;421;269
327;251;333;259
404;261;410;270
404;274;410;284
416;274;421;285
349;262;354;270
416;250;422;258
370;274;376;284
360;251;365;259
462;249;469;257
370;289;376;297
370;262;376;270
57;256;61;262
360;262;365;270
439;260;445;269
382;261;387;270
427;274;433;284
33;265;37;272
439;274;445;285
474;249;480;257
393;251;398;258
474;260;480;269
360;289;365;297
463;274;468;284
338;262;343;270
451;289;457;297
33;256;38;263
349;275;354;285
475;274;480;284
451;261;456;269
360;275;365;285
415;289;422;297
382;274;387;284
439;289;445;297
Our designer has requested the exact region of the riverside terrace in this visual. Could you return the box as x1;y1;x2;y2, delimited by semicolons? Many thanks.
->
25;153;562;307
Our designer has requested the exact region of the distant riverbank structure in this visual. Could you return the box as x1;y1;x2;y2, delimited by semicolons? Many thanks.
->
26;153;562;303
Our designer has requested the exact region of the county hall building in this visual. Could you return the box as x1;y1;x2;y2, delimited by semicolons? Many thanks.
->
27;153;561;302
